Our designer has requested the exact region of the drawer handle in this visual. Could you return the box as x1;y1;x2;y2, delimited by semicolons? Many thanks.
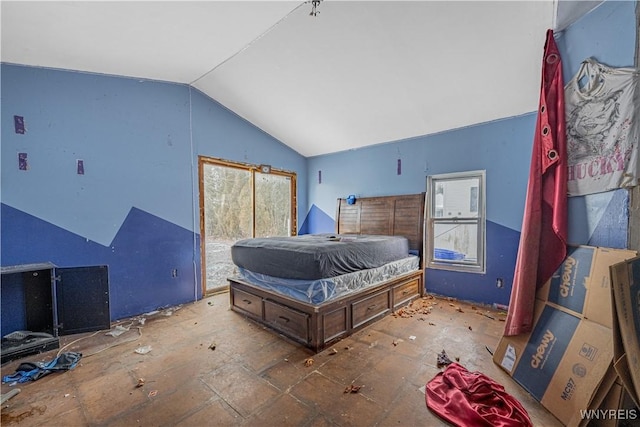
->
367;304;378;311
278;316;290;323
242;299;252;305
401;290;409;295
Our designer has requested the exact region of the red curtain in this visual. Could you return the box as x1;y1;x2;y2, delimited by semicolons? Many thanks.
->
503;29;568;336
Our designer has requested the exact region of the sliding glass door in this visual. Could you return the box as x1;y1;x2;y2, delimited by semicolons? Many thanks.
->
199;157;296;293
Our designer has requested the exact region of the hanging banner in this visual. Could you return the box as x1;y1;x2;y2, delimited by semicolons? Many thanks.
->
503;30;568;337
565;58;640;196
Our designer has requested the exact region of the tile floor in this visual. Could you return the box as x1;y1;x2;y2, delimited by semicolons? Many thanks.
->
1;292;564;426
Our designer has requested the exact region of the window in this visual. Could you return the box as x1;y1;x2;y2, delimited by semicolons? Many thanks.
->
426;170;485;273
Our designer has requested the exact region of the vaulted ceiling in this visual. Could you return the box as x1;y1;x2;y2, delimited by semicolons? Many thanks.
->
1;1;603;157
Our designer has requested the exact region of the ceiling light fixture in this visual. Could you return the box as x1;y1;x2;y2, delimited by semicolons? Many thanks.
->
309;0;322;17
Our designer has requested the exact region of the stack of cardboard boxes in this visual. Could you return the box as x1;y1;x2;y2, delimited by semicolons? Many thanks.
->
493;246;639;426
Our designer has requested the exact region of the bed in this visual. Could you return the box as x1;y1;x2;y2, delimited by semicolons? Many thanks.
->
228;193;425;352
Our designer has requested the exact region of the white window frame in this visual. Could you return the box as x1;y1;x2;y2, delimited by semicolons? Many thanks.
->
425;170;486;274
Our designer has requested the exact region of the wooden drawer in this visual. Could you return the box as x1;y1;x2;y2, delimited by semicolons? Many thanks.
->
352;290;390;329
264;300;310;343
393;279;420;309
232;288;263;318
323;306;347;343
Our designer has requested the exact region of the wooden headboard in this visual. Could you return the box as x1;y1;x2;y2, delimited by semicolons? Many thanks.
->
335;193;425;261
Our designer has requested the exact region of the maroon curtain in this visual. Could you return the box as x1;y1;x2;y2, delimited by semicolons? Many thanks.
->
503;29;568;336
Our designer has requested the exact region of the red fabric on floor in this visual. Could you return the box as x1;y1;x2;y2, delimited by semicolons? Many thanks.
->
425;363;533;427
503;29;568;336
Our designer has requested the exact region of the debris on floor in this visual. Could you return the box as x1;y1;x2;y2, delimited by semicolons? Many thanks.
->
0;389;21;405
105;324;131;337
134;346;152;355
436;350;453;368
448;303;464;313
328;348;338;355
393;296;437;318
208;342;217;351
2;352;82;384
480;312;495;320
304;358;314;367
344;384;363;393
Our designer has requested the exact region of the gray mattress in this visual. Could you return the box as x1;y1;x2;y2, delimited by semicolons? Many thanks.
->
231;233;410;280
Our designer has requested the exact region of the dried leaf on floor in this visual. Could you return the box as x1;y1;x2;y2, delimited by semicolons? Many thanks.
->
344;384;363;393
136;378;145;388
304;358;314;367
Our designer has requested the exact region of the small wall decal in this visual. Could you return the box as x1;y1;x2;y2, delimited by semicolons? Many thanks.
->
14;116;25;134
18;152;28;170
77;159;85;175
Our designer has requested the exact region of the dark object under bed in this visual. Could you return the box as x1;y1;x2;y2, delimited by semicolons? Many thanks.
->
231;233;410;280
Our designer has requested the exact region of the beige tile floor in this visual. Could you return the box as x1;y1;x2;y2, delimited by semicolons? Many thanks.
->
1;292;564;426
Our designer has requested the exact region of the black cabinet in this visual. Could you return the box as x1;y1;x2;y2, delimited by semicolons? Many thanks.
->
1;263;110;363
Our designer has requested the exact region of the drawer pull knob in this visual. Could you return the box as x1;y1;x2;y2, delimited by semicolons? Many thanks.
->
279;316;290;323
367;304;377;311
242;299;252;304
402;290;409;295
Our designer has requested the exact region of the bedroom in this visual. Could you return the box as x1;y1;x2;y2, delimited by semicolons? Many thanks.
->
1;0;638;425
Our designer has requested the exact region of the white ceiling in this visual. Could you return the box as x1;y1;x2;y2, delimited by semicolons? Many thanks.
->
1;1;603;157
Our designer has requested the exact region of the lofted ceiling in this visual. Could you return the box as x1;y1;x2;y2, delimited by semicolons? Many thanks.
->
1;1;603;157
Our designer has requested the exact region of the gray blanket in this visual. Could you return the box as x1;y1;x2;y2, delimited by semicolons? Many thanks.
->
231;233;410;280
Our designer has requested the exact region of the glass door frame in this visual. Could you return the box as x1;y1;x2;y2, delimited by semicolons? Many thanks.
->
198;156;297;295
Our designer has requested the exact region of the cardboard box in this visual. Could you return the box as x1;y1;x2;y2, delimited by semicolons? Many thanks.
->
609;256;640;407
537;246;637;329
581;373;640;427
493;245;637;426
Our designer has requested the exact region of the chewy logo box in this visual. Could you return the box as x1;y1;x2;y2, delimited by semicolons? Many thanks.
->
495;304;614;426
537;246;637;328
494;245;636;426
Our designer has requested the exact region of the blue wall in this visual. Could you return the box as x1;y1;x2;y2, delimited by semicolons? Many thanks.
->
1;65;306;320
1;0;636;320
303;0;638;306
